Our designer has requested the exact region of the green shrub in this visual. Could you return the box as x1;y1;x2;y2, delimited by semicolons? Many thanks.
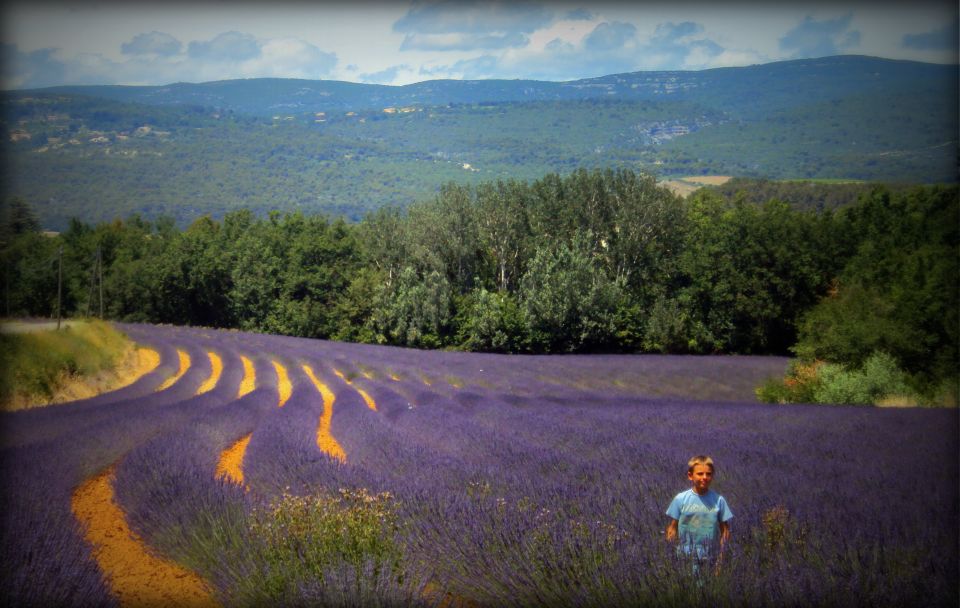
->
0;320;129;406
757;352;917;406
813;352;911;405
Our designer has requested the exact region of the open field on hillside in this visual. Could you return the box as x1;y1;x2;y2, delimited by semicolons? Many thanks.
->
1;323;956;607
660;175;732;197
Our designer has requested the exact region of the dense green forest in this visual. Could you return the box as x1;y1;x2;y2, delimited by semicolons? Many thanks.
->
3;169;957;403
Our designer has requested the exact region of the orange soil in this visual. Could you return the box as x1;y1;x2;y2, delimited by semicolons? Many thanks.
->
215;434;252;485
333;368;377;411
114;348;161;391
303;364;346;462
237;356;256;398
195;352;222;395
215;360;292;486
72;469;220;608
272;361;292;407
156;349;190;391
422;582;478;608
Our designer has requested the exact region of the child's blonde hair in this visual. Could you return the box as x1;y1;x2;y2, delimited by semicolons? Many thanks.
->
687;455;715;473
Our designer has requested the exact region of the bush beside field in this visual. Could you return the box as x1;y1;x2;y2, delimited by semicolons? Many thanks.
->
0;319;131;408
756;351;957;406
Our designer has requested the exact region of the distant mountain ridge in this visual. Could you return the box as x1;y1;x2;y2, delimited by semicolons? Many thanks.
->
29;55;955;117
3;55;957;230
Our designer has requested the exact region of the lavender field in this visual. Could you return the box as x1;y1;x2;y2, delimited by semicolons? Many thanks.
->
1;323;956;607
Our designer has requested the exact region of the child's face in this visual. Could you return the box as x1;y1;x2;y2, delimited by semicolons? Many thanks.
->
687;464;713;495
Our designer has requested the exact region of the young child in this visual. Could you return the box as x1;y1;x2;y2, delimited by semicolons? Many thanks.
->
665;455;733;573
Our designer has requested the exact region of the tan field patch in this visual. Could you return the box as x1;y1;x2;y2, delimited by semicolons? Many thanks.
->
661;175;733;197
72;469;220;607
682;175;733;186
876;395;919;408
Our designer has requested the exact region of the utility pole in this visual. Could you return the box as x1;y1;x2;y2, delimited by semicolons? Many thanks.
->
98;246;103;318
56;245;62;330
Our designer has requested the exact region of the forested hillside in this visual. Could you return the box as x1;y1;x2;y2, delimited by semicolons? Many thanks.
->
3;169;956;403
3;55;956;230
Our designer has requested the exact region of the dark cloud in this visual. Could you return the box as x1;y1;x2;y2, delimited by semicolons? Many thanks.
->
779;14;860;58
637;21;724;68
400;31;529;51
121;31;182;57
545;37;575;52
359;64;410;84
188;31;261;61
393;0;552;35
2;44;67;89
584;21;636;51
691;39;724;57
902;21;958;50
564;8;594;21
652;21;703;44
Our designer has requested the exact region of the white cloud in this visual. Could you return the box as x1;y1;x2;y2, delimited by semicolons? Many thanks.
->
121;31;182;57
188;31;261;62
359;64;412;84
583;21;637;51
2;3;956;88
400;31;529;51
241;38;337;79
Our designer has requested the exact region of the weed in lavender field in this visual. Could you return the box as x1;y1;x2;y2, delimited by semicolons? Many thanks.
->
248;488;405;602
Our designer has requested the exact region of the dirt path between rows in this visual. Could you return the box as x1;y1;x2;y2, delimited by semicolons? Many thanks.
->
72;469;220;608
216;434;252;485
303;364;346;462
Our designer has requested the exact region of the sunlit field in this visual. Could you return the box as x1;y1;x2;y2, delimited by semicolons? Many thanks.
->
1;323;956;607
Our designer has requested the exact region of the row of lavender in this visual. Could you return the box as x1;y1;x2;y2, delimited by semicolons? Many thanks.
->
2;323;957;606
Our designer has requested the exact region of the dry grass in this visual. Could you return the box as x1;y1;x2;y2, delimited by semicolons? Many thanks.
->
661;175;733;197
1;320;160;411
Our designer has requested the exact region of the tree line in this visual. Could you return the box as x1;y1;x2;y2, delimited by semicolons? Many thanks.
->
2;168;956;400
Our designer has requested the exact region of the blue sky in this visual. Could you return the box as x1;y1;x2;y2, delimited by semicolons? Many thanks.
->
2;1;957;89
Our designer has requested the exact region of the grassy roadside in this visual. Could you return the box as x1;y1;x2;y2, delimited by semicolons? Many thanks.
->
0;320;152;411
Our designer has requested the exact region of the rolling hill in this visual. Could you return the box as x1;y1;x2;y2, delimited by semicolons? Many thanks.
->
2;55;956;230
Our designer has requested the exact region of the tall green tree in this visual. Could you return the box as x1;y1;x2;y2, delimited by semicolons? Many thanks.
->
520;231;622;352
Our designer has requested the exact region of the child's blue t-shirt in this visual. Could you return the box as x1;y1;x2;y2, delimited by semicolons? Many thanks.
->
666;489;733;557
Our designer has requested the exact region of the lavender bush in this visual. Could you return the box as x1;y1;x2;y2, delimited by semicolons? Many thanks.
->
1;323;955;607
